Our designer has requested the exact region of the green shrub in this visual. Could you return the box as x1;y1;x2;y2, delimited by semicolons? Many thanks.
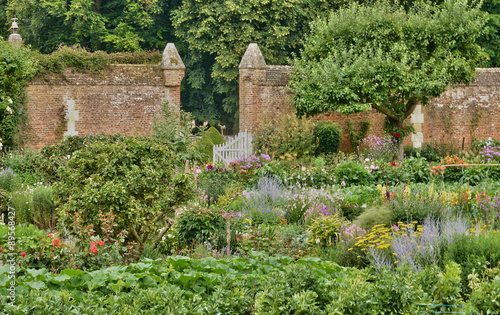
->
32;134;126;183
53;136;194;259
313;121;342;155
204;126;225;146
253;114;318;159
355;204;393;230
1;149;40;185
443;233;500;295
195;137;214;162
334;160;373;187
176;206;225;246
470;274;500;314
254;160;289;186
401;155;431;183
196;126;225;162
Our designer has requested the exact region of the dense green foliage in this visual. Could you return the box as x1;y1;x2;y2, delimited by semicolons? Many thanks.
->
290;0;488;159
0;39;37;149
4;0;177;53
53;136;194;257
0;253;498;313
33;45;162;76
313;121;342;155
253;114;318;160
195;126;225;162
0;0;498;132
171;0;341;130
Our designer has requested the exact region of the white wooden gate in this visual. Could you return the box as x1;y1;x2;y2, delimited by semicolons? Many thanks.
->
213;130;253;164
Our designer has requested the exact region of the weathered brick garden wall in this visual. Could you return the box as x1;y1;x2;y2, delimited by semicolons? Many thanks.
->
24;43;185;148
239;43;500;151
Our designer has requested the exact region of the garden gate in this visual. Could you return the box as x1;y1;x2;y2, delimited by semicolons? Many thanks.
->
213;130;253;164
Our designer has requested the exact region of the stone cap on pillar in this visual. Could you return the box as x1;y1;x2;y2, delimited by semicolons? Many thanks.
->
160;43;185;70
8;18;22;45
161;43;185;86
239;43;267;69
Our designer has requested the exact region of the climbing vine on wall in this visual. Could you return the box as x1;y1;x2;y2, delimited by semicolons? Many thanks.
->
0;39;38;149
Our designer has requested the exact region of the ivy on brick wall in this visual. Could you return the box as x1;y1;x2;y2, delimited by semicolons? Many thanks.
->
0;39;37;149
33;45;162;76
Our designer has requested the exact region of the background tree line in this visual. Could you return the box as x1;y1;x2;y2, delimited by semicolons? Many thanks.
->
0;0;498;133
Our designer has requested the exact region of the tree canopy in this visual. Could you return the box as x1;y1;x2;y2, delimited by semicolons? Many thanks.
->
3;0;177;53
0;0;498;133
171;0;341;131
289;0;488;159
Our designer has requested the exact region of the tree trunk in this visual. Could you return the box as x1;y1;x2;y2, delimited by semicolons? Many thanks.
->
397;140;404;162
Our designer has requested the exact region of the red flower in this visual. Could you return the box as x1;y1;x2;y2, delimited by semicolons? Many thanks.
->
404;126;407;130
47;233;54;238
90;241;98;254
390;162;398;167
97;240;104;247
0;248;2;252
52;239;60;247
21;252;26;257
19;262;21;266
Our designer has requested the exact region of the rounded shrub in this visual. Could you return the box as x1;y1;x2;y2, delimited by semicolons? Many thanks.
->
313;121;342;155
53;136;194;258
176;206;225;246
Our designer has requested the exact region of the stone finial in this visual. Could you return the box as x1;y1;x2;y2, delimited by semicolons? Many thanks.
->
8;18;23;45
160;43;185;70
239;43;267;69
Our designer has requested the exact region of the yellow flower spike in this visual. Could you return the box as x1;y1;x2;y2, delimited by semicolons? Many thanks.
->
394;261;398;264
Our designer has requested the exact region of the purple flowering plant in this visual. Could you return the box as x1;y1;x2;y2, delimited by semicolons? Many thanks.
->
228;154;271;184
479;145;500;163
358;135;398;162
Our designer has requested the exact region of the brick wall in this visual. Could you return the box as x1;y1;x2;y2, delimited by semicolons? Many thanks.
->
239;43;500;151
24;43;185;148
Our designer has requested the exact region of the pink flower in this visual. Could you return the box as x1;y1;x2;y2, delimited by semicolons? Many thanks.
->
97;240;104;246
47;234;54;238
21;252;26;257
393;225;399;232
